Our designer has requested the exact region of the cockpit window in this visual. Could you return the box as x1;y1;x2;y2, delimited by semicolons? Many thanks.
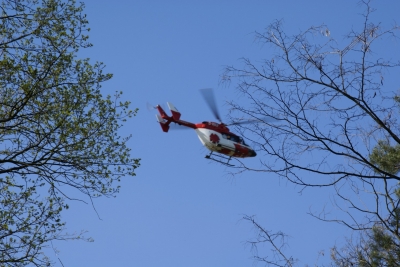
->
237;136;249;146
222;134;247;145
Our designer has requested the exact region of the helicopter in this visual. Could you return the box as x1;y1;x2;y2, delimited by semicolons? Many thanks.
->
153;89;257;166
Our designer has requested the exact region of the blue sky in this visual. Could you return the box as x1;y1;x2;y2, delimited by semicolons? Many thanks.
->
53;1;400;266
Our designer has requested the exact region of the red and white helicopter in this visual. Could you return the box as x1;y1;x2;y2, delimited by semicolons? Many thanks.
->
153;89;257;166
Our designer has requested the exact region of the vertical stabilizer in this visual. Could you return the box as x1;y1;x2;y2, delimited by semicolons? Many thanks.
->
167;102;181;121
156;114;170;132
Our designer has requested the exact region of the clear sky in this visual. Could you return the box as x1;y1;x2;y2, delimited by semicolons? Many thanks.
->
52;1;400;266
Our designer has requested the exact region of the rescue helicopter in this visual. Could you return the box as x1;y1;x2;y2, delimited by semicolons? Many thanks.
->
153;89;257;166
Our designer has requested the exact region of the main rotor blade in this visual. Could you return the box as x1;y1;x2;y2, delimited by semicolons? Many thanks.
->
228;116;279;126
199;88;222;122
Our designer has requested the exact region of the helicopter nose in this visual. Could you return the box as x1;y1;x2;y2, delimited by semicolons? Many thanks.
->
249;150;257;157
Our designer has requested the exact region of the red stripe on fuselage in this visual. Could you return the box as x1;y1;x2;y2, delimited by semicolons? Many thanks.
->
234;143;249;157
195;122;231;134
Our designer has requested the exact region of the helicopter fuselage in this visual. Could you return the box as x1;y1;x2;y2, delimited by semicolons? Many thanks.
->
155;103;256;159
195;127;256;158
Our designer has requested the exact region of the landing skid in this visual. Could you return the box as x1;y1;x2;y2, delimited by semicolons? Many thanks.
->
205;152;234;167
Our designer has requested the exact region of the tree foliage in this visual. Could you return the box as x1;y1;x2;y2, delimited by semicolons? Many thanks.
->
332;207;400;266
332;142;400;267
370;141;400;176
223;0;400;265
0;0;140;265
